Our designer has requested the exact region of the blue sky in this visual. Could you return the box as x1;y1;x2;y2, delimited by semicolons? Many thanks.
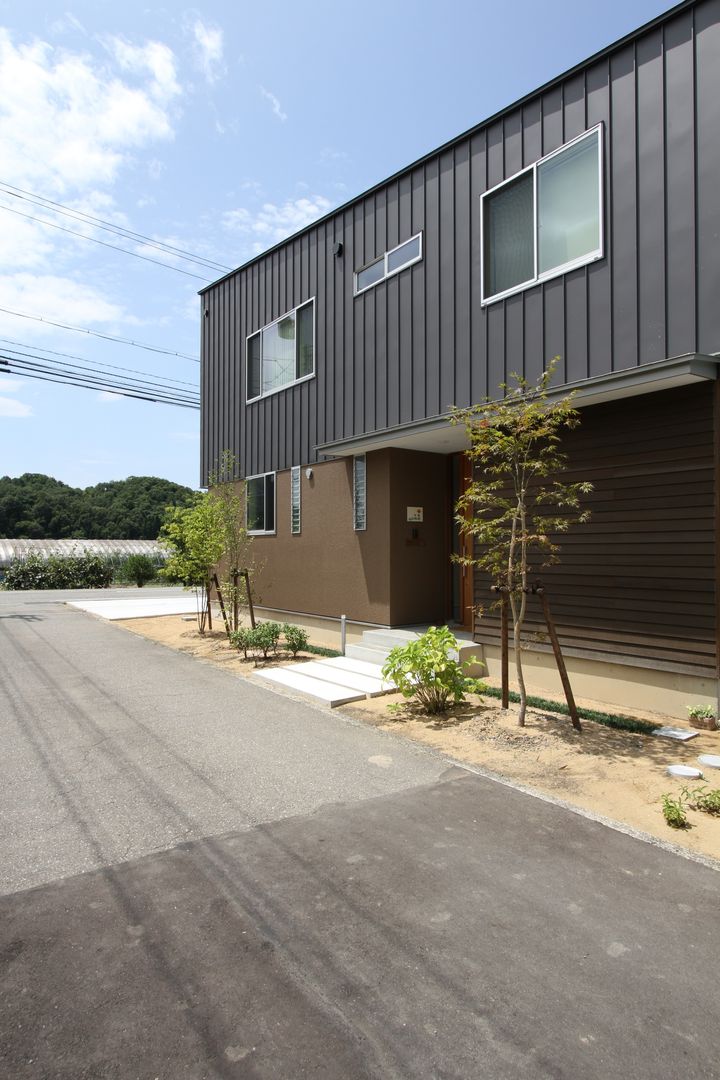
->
0;0;674;492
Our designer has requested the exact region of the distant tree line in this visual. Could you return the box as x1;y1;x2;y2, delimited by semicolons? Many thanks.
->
0;473;197;539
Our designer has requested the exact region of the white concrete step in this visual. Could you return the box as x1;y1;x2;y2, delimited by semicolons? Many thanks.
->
319;655;392;680
252;667;365;707
345;642;394;666
361;628;421;650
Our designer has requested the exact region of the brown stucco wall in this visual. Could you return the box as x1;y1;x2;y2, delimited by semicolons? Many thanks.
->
388;450;448;625
248;453;392;624
246;448;451;626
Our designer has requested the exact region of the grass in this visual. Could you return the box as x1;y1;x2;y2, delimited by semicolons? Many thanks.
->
304;643;342;658
479;685;658;735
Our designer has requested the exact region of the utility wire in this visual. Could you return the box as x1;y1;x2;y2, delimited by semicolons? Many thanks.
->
0;338;198;388
0;306;199;362
0;356;200;409
2;350;200;402
0;202;211;281
0;181;231;273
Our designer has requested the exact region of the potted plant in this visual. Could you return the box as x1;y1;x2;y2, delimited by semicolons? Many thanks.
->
686;704;718;731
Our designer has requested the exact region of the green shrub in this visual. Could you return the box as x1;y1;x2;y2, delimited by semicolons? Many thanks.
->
3;552;113;590
117;554;158;587
283;623;309;657
381;625;484;715
305;643;342;658
661;793;689;829
229;627;253;658
683;785;720;816
251;621;282;659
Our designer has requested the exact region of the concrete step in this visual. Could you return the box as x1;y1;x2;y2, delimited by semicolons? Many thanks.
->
360;628;422;650
252;667;365;707
345;642;394;666
319;655;391;680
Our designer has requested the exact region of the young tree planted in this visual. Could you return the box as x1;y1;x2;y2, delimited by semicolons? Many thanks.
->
451;360;592;727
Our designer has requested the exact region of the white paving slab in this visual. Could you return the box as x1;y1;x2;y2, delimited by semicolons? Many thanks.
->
288;660;390;696
253;667;364;707
68;596;199;620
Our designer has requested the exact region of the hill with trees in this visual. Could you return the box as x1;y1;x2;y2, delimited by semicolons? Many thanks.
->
0;474;197;539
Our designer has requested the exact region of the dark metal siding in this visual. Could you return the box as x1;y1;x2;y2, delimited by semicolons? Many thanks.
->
201;0;720;483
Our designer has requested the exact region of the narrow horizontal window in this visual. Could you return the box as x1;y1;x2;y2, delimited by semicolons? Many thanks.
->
354;233;423;295
246;299;315;401
353;454;366;532
481;126;603;304
290;466;301;535
246;472;276;534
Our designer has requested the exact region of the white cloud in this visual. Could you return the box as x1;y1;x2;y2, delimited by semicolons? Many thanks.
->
0;274;127;339
0;377;22;392
259;86;287;122
223;195;333;247
190;19;224;83
0;395;32;417
171;431;199;442
0;29;180;195
97;390;122;403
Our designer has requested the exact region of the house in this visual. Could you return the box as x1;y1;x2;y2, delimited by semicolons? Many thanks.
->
200;0;720;715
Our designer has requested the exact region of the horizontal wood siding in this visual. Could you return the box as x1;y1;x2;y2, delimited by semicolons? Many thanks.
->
201;0;720;487
471;384;717;675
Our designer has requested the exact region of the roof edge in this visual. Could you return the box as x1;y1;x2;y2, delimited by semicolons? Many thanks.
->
201;0;696;296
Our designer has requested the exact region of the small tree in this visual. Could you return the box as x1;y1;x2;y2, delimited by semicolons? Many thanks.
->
451;360;592;727
121;554;157;588
207;452;254;634
158;494;225;632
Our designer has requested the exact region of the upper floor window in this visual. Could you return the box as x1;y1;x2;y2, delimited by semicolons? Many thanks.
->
354;233;422;296
481;126;603;303
247;299;314;402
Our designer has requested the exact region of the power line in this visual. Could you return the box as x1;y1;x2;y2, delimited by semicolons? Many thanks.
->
0;338;198;388
0;356;200;410
0;307;199;362
0;181;231;274
0;201;211;281
1;349;200;401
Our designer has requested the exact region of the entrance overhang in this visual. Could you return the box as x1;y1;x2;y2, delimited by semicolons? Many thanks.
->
315;353;720;459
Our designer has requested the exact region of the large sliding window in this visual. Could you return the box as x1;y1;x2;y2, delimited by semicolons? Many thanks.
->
482;126;602;303
246;299;314;402
246;472;275;534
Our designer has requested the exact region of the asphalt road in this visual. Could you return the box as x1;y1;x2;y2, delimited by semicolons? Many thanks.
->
1;589;719;1079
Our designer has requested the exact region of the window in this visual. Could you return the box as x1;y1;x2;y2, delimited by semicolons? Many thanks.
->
290;466;301;535
246;472;275;534
353;454;366;531
481;126;602;303
354;233;422;295
246;300;314;401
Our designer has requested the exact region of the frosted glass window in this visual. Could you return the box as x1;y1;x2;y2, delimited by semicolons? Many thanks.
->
387;235;421;274
290;466;301;534
353;454;366;531
538;131;600;274
356;258;384;292
483;172;534;298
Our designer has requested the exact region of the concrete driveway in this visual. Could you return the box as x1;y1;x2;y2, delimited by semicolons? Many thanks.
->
1;588;719;1079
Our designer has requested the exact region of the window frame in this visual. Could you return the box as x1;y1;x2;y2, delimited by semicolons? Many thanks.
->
353;454;367;532
480;125;603;306
290;465;301;536
245;298;315;404
354;232;423;296
245;471;276;535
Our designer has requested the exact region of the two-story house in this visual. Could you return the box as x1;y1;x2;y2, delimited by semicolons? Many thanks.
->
201;0;720;714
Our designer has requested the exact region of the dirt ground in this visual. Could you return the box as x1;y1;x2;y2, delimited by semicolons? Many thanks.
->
116;614;720;863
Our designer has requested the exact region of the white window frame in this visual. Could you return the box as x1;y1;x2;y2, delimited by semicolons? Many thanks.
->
354;233;423;296
353;454;367;531
245;471;276;535
290;466;301;535
246;298;315;404
480;125;604;305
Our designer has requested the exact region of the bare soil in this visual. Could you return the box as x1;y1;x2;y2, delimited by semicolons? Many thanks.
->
116;614;720;862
